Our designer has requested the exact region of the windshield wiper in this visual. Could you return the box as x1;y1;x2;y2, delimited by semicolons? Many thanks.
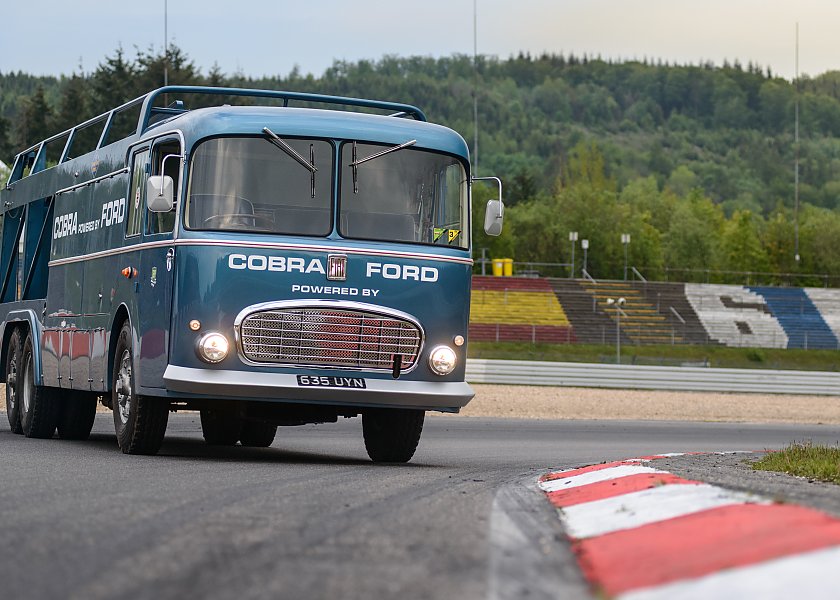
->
263;127;317;198
351;139;417;193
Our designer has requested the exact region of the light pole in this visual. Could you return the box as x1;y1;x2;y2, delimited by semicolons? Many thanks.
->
606;297;626;364
569;231;578;279
621;233;631;280
581;239;589;277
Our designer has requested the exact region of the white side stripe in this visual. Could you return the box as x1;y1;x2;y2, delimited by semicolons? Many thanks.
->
539;465;666;493
560;484;766;539
618;545;840;600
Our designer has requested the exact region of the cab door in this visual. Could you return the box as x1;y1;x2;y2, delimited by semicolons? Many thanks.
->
137;137;181;388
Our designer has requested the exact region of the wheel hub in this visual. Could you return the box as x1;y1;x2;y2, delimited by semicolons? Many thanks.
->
7;354;16;412
21;354;32;413
117;349;132;424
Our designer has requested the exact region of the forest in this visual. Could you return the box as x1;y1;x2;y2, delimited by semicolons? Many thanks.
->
3;46;840;285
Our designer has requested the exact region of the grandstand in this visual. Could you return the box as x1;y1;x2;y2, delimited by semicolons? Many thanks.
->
469;277;575;343
469;275;840;350
750;286;837;349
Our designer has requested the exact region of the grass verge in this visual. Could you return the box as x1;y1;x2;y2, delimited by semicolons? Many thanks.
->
752;442;840;484
468;341;840;371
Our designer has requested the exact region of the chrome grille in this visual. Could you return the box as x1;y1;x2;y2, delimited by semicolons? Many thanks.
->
239;307;422;370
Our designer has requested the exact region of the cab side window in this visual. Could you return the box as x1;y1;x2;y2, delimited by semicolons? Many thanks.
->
126;148;149;238
147;140;181;235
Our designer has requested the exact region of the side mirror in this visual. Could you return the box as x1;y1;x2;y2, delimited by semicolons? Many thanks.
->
473;175;504;236
484;199;504;236
147;175;174;212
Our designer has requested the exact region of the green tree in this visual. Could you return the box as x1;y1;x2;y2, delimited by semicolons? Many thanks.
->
619;176;675;232
763;206;797;279
663;191;724;280
15;84;52;149
0;114;13;163
53;73;91;133
91;47;137;108
799;205;840;279
717;210;769;275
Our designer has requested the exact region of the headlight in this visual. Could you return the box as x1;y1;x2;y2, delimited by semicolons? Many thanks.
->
197;332;229;363
429;345;457;376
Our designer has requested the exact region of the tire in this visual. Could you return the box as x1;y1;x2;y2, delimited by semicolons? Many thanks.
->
200;409;241;446
239;420;277;448
111;322;169;455
5;327;23;434
57;391;98;440
362;408;425;463
19;333;61;439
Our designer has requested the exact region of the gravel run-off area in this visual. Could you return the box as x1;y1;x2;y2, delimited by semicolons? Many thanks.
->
3;383;840;424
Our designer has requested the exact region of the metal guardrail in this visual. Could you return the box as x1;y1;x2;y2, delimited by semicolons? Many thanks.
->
465;359;840;396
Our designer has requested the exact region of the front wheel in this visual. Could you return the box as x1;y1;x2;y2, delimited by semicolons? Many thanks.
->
239;420;277;448
362;408;425;463
112;322;169;455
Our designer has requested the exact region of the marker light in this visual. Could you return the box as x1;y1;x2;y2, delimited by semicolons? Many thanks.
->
197;332;229;363
429;345;457;376
453;335;465;347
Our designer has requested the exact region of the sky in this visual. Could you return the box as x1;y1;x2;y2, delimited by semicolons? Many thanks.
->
2;0;839;80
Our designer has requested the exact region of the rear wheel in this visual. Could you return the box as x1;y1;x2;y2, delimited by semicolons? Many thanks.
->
200;409;241;446
57;391;98;440
5;327;23;434
19;333;61;439
362;408;425;463
112;322;169;455
239;420;277;448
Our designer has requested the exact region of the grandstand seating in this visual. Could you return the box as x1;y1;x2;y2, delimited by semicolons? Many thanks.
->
685;284;787;348
637;282;718;345
579;281;680;344
470;276;576;343
548;279;620;344
750;286;837;349
805;288;840;345
469;275;840;350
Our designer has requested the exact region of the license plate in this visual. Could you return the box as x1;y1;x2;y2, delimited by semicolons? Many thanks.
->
296;375;366;389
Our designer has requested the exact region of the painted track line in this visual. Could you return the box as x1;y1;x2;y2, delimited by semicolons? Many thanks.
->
539;454;840;598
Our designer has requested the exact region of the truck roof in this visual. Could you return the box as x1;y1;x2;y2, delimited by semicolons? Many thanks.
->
147;105;469;159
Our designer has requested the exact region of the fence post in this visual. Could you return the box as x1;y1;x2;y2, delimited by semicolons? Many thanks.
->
495;324;499;343
532;325;536;345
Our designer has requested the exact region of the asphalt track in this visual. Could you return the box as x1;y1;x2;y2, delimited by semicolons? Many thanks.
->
2;414;839;600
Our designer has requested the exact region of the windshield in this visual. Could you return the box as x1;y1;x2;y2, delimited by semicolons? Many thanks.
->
186;137;332;235
339;143;469;249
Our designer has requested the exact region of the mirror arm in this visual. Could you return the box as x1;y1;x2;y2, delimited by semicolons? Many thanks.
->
472;176;503;217
158;154;182;197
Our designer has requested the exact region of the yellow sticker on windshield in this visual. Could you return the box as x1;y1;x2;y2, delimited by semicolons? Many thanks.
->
434;228;445;242
448;229;461;243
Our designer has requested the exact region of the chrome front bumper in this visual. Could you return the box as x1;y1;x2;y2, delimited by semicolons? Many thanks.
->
162;365;474;411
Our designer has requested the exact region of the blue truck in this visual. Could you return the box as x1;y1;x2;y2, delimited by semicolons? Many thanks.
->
0;86;503;462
